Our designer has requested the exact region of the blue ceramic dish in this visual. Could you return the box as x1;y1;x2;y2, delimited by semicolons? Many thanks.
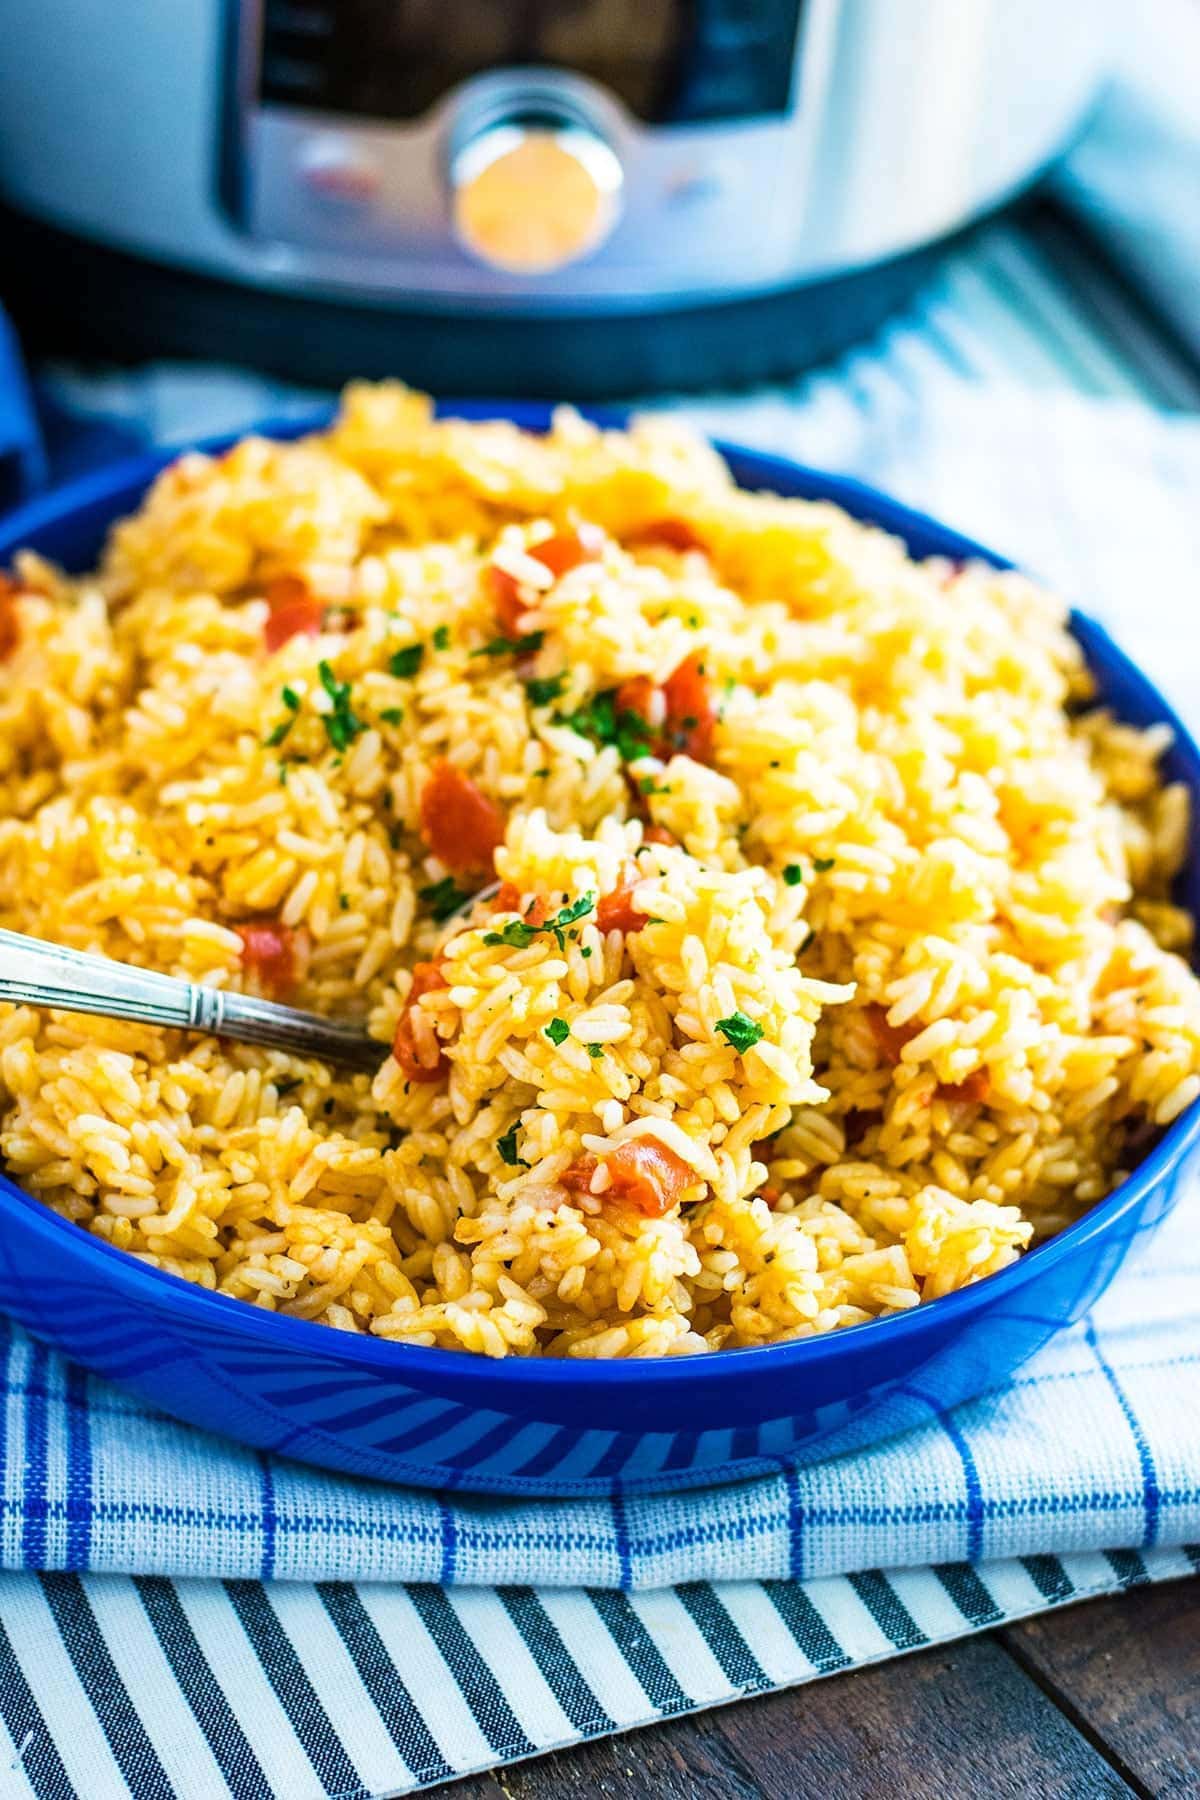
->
1;404;1198;1497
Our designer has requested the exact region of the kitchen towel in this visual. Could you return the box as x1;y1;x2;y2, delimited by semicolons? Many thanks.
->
2;316;1199;1794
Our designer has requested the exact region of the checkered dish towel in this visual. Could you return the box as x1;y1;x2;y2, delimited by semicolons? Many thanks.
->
1;377;1199;1800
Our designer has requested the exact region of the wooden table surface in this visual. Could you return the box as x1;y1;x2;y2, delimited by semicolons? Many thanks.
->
446;1578;1198;1799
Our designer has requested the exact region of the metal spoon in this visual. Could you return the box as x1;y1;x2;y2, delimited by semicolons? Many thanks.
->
0;887;500;1073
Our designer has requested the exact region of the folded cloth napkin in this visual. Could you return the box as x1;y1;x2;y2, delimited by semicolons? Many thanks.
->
3;353;1199;1798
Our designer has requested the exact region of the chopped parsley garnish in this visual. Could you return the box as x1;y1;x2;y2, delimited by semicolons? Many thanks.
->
580;945;593;959
419;876;471;923
389;644;424;679
484;919;539;950
716;1011;765;1054
813;856;836;873
432;624;451;651
545;892;596;948
339;892;350;910
379;706;404;726
484;891;596;952
317;660;364;752
544;1018;570;1046
782;864;804;887
558;689;653;763
587;1043;604;1059
496;1125;528;1168
472;630;544;659
265;684;302;745
639;776;668;796
524;672;568;707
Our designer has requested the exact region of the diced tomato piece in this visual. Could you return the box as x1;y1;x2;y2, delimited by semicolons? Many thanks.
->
642;825;677;847
408;959;448;1007
759;1185;782;1210
236;920;298;998
865;1003;920;1066
937;1070;990;1108
0;575;21;661
488;526;603;641
392;959;449;1083
628;518;708;554
662;652;716;763
615;674;659;728
486;563;527;641
614;658;715;764
528;525;604;579
419;760;506;875
597;882;650;936
263;575;324;652
490;883;549;926
560;1155;599;1196
603;1140;697;1218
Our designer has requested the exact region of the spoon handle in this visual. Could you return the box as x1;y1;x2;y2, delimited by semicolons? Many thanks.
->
0;928;383;1072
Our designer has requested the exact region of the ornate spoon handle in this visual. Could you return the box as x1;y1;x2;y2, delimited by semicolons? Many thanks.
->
0;928;383;1072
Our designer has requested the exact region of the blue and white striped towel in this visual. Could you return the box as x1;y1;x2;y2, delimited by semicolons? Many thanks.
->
2;361;1198;1797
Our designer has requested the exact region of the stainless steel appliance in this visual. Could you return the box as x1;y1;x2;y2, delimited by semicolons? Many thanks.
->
0;0;1115;393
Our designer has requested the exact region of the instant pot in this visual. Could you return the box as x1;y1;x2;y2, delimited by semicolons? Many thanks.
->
0;0;1113;396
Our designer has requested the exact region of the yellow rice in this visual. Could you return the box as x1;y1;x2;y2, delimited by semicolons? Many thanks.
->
1;382;1198;1358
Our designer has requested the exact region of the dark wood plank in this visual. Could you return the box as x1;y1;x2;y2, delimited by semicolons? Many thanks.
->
1001;1577;1200;1798
439;1629;1135;1800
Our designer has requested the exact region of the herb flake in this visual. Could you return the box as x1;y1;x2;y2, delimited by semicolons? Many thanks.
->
783;864;804;887
472;630;544;660
496;1125;528;1168
524;672;568;707
484;891;596;953
558;689;653;763
544;1018;570;1046
419;876;471;923
716;1011;765;1054
389;644;424;679
317;660;364;753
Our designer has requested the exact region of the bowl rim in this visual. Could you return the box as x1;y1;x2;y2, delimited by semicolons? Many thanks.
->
2;400;1198;1391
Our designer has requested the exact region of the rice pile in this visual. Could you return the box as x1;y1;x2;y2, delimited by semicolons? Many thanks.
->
1;384;1198;1358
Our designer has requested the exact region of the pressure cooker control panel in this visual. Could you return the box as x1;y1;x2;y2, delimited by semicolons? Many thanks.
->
256;0;804;126
224;0;820;293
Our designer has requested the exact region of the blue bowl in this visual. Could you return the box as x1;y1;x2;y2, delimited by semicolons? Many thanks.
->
1;404;1198;1497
